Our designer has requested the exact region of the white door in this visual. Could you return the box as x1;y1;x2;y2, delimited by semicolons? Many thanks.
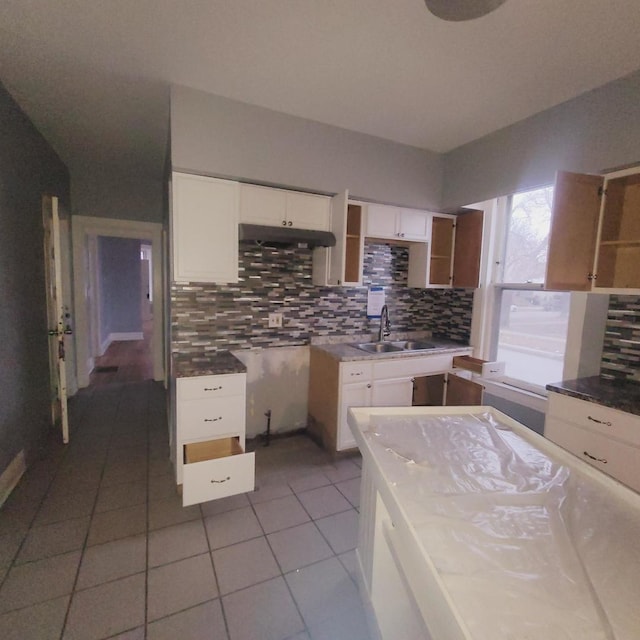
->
366;204;399;239
43;195;70;444
398;209;430;241
372;377;414;407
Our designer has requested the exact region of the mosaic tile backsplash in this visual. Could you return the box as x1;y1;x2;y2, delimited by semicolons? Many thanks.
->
171;241;474;355
601;295;640;383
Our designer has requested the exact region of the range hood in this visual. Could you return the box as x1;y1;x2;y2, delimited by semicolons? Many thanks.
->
239;223;336;249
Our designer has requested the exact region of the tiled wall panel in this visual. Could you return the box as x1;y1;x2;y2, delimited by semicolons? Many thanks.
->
171;241;474;355
601;295;640;383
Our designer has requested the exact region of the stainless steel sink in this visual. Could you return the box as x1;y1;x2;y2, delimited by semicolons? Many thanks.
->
352;340;440;353
355;342;403;353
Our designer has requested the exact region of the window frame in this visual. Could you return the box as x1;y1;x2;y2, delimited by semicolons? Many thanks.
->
476;186;571;397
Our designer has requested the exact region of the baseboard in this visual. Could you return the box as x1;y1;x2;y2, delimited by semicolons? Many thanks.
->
0;450;26;507
99;332;144;356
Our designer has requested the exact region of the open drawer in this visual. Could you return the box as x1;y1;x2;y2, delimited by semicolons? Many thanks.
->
452;355;504;378
181;437;255;506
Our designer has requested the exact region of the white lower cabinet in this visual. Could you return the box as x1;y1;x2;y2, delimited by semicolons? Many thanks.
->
308;349;472;453
545;392;640;492
174;373;254;506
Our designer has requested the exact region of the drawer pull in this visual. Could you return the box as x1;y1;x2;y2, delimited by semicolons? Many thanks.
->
587;415;612;427
204;386;223;391
211;476;231;484
204;417;223;422
350;372;363;377
583;450;607;464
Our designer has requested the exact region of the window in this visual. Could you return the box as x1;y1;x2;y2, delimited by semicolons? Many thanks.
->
493;186;570;393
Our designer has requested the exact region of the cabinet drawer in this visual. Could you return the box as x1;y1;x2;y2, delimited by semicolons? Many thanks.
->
182;438;255;506
178;397;245;441
341;361;373;381
373;354;456;380
177;374;245;401
545;417;610;475
547;393;640;447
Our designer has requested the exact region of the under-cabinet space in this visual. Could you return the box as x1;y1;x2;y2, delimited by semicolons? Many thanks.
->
412;371;483;406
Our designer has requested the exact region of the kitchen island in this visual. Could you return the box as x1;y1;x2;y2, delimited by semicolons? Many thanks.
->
348;405;640;640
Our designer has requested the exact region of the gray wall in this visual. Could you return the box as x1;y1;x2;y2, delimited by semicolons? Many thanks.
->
0;80;70;478
170;85;443;210
72;169;163;223
442;69;640;208
98;236;142;345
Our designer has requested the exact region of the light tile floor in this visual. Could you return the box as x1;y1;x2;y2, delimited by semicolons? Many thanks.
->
0;381;374;640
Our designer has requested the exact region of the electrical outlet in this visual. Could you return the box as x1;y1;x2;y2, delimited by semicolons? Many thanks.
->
268;312;283;328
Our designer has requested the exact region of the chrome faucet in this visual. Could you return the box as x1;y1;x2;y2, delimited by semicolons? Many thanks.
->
378;305;391;342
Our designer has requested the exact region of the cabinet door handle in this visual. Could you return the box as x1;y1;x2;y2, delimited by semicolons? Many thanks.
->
204;386;222;391
204;417;223;422
587;415;612;427
210;476;231;484
583;450;607;464
350;372;362;377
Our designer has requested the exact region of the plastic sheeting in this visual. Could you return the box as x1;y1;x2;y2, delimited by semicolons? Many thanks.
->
364;412;640;640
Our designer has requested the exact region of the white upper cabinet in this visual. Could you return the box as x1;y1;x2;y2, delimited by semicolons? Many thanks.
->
397;208;431;241
366;203;430;242
171;173;239;284
239;183;330;231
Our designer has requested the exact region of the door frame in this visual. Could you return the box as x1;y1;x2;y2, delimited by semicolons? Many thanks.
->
72;215;164;388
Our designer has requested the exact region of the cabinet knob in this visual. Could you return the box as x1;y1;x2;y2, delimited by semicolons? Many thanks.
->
367;383;371;388
288;221;293;226
282;220;287;226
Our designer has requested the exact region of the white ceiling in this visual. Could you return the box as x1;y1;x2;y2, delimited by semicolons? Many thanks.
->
1;0;640;180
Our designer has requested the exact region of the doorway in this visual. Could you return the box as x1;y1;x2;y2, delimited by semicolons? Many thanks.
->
72;216;164;389
88;236;154;386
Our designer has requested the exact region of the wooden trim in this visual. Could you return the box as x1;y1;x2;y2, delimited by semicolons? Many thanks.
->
72;216;164;387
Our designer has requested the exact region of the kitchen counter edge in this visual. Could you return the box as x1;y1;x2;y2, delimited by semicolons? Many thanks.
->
172;351;247;378
546;375;640;417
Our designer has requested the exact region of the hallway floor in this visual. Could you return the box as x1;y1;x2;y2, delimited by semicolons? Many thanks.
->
0;381;373;640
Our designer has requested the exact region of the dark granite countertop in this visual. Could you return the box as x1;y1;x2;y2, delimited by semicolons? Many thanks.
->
172;351;247;378
546;376;640;417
